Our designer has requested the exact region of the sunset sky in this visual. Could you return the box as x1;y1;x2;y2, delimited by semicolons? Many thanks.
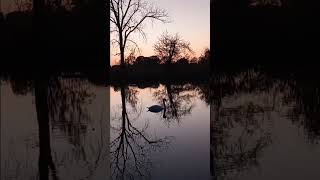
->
1;0;210;66
110;0;210;66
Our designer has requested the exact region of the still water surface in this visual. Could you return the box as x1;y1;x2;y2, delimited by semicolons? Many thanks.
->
110;84;210;180
210;69;320;180
1;77;110;180
1;70;320;180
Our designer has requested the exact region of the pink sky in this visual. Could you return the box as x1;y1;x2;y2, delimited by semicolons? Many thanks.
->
110;0;210;66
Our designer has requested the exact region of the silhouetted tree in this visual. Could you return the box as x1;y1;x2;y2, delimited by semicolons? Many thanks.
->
175;58;189;65
189;57;198;64
125;49;137;65
110;0;169;68
198;48;210;64
154;32;193;64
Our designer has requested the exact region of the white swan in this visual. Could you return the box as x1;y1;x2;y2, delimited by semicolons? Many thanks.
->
147;99;166;113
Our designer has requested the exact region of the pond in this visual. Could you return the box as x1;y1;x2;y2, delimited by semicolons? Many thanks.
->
209;69;320;180
1;69;320;180
110;84;210;180
1;75;210;180
1;76;110;180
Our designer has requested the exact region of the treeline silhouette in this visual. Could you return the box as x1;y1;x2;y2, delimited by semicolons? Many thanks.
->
0;0;108;71
110;49;210;83
212;0;320;71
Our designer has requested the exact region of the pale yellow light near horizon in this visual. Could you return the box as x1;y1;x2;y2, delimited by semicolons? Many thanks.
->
110;0;210;66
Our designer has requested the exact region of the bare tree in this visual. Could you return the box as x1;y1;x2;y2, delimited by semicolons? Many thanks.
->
110;0;169;68
125;48;137;65
154;31;193;64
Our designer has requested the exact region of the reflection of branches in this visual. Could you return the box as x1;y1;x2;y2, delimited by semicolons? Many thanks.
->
2;74;102;180
153;84;195;126
287;83;320;144
47;76;95;146
207;69;320;179
114;86;140;112
125;88;139;112
195;82;212;106
211;99;273;179
5;74;34;95
45;75;106;179
111;86;172;180
213;132;271;176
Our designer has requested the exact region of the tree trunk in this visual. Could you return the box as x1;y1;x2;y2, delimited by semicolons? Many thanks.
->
120;46;125;68
119;28;126;69
35;78;57;180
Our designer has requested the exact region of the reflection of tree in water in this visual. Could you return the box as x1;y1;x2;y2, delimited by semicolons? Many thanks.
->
47;77;95;145
1;73;34;95
209;70;276;179
153;84;196;126
114;86;140;112
35;77;59;180
45;75;109;180
211;102;272;179
111;85;172;180
3;73;107;180
209;68;320;179
286;81;320;144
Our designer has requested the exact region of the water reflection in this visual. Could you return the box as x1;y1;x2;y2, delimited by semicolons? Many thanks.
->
110;83;210;180
1;72;109;180
152;83;196;127
209;69;320;180
2;72;209;180
3;68;320;179
111;84;173;180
